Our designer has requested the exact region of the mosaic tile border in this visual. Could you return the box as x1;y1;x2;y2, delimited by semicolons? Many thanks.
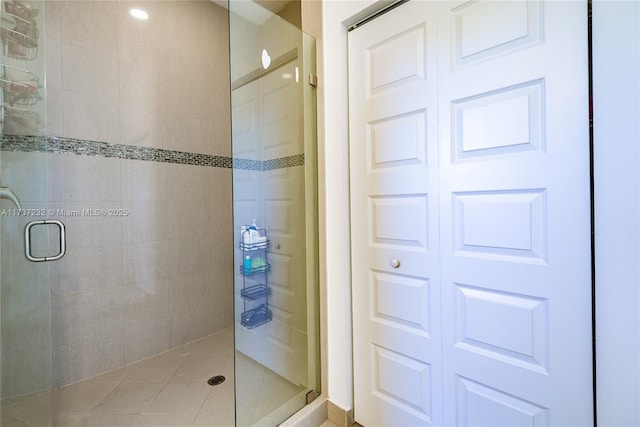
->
0;135;304;170
263;153;305;170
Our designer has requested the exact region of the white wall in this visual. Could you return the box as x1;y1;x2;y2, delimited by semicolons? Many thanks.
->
321;0;386;412
593;1;640;425
322;0;640;421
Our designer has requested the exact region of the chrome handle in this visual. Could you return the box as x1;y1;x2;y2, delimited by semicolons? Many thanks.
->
0;186;22;209
25;220;66;262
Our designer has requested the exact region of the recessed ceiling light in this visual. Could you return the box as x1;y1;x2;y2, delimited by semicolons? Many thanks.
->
130;8;149;20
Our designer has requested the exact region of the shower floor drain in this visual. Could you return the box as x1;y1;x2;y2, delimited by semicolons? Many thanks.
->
207;375;226;386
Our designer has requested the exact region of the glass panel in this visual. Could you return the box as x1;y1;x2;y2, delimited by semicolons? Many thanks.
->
0;0;52;425
229;1;319;425
5;1;239;426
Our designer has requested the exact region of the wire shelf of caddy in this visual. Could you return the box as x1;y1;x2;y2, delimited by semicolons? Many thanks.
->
1;1;40;61
1;64;41;106
1;104;43;134
241;284;272;301
241;304;272;329
238;261;271;275
239;228;270;251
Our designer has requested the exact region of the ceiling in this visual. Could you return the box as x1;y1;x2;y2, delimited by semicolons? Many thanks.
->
253;0;296;15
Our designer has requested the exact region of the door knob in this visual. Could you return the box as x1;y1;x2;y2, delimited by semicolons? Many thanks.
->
390;258;400;268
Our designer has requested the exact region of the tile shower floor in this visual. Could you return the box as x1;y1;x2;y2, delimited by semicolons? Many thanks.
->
2;328;305;427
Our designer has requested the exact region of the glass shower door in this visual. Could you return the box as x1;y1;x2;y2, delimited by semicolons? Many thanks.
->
229;1;320;425
0;0;53;425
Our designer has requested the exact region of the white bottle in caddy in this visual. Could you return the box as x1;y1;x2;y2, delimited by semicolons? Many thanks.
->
247;219;267;244
241;225;251;245
249;219;259;244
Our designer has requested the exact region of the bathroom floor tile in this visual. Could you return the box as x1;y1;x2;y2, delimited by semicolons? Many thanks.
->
23;327;309;426
169;353;229;384
1;391;52;427
132;412;197;427
143;381;211;414
53;379;121;418
74;413;140;427
0;415;30;427
90;381;165;415
121;351;188;383
191;409;234;427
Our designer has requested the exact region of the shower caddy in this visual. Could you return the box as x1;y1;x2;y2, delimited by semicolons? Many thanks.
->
0;0;43;135
239;227;272;328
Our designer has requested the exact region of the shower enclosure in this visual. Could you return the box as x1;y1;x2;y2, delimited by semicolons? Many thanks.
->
229;1;319;425
0;0;319;425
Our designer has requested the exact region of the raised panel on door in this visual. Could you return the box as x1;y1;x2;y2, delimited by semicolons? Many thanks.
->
232;81;261;161
348;2;443;425
438;1;592;424
262;62;303;160
263;111;308;384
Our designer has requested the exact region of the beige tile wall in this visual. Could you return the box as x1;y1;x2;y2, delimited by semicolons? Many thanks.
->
1;149;55;398
42;0;233;387
46;0;231;156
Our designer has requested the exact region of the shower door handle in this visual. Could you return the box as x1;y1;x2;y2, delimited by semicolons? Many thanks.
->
25;220;66;262
0;186;22;209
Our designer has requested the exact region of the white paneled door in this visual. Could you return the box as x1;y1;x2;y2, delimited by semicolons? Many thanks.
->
349;1;592;425
233;59;308;387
